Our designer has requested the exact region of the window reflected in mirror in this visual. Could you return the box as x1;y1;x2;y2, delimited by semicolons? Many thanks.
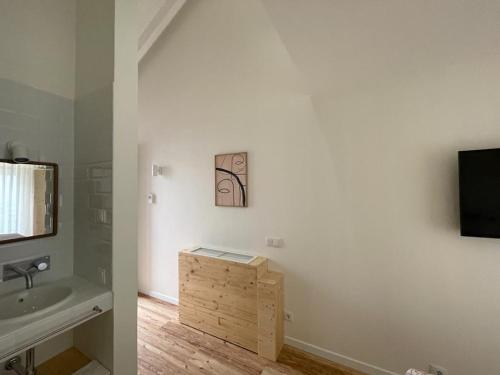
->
0;161;58;244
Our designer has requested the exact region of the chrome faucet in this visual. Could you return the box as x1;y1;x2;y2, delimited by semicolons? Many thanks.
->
7;265;36;289
3;257;50;290
2;257;49;375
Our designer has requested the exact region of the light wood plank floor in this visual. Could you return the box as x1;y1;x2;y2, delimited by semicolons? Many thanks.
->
37;347;91;375
138;294;366;375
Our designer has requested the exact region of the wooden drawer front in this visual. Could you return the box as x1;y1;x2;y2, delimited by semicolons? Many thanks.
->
180;253;257;288
179;301;258;352
179;253;258;323
178;252;283;359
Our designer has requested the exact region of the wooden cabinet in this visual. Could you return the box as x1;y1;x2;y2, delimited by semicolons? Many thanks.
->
179;249;284;361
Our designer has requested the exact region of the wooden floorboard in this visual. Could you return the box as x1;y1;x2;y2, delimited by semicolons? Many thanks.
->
138;294;366;375
36;347;91;375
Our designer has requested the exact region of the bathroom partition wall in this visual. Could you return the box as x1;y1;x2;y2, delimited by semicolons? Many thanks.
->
0;1;77;368
73;0;114;288
74;85;113;287
0;79;75;287
72;0;115;370
0;1;137;372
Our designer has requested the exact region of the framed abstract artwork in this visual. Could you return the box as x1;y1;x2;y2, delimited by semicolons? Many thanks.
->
215;152;248;207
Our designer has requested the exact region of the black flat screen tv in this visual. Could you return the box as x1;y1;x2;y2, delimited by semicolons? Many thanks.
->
459;148;500;238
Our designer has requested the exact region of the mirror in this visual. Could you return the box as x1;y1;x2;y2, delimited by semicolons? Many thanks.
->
0;161;58;244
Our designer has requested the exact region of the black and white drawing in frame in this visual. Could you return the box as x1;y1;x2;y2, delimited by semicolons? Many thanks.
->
215;152;248;207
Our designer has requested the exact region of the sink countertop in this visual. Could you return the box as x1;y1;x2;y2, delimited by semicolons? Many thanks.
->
0;276;112;360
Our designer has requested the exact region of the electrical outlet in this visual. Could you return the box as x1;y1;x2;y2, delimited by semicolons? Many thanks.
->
284;310;294;322
429;364;448;375
265;237;283;248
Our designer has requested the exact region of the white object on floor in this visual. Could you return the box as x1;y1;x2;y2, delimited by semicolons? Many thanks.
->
406;369;431;375
73;360;110;375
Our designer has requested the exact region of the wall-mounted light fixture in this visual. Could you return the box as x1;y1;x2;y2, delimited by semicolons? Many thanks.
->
7;141;30;163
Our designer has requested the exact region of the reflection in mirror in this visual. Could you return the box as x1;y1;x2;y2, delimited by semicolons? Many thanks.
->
0;161;58;244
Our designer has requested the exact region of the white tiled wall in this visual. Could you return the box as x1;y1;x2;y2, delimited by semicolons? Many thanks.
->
0;78;74;293
74;84;113;288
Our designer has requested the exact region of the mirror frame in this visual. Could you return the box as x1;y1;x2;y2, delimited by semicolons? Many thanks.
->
0;160;59;245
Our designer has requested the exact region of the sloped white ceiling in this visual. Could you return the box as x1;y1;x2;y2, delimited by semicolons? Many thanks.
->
139;0;500;95
139;0;166;34
138;0;186;61
261;0;500;96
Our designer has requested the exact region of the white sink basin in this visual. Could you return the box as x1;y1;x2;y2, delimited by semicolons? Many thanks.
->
0;285;73;322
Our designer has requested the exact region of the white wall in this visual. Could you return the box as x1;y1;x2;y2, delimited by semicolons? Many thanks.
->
311;60;500;375
73;0;115;287
73;0;115;370
138;0;310;299
112;0;138;373
0;1;76;370
0;0;76;99
138;1;500;375
73;0;114;290
0;1;76;285
0;80;75;290
74;0;114;99
74;2;139;373
0;78;76;375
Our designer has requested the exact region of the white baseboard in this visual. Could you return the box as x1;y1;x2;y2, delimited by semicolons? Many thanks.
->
138;290;399;375
139;289;179;305
284;336;400;375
